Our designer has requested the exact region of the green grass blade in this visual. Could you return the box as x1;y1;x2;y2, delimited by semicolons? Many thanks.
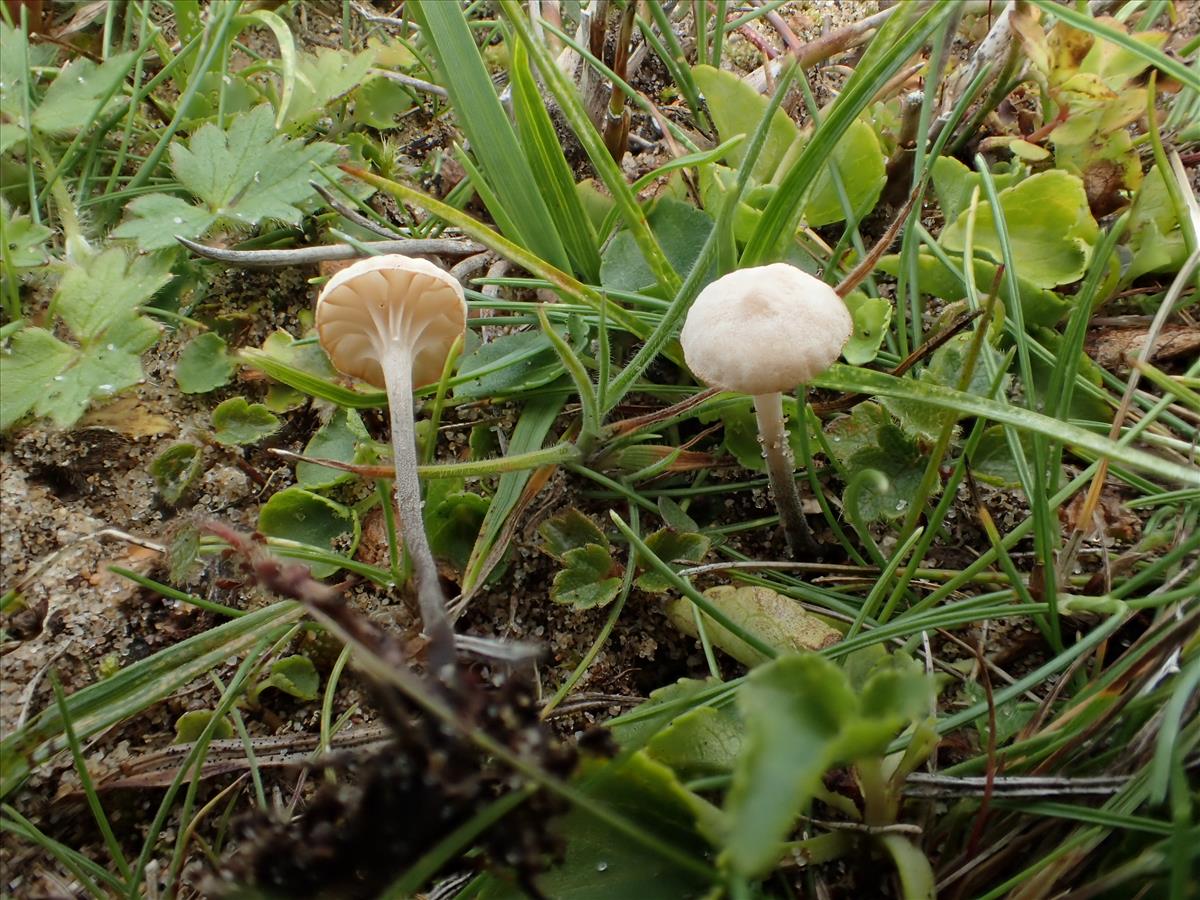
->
409;0;571;272
498;0;681;297
510;39;602;281
341;166;661;349
0;601;304;798
460;392;566;598
741;2;954;264
813;364;1200;486
242;9;298;130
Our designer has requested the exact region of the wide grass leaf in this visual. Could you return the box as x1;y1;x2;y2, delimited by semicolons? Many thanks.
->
410;0;570;272
175;332;234;394
510;40;601;281
940;169;1099;288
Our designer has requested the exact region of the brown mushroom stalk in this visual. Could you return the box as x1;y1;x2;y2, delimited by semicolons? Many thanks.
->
680;263;852;558
316;255;467;681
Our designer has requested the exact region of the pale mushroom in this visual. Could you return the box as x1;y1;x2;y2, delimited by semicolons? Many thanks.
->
680;263;852;556
315;254;466;678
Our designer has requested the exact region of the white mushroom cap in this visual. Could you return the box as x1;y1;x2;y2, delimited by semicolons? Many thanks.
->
315;254;467;389
679;263;852;395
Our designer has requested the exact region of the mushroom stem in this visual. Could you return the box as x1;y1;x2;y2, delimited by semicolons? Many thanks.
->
381;344;458;682
752;392;819;558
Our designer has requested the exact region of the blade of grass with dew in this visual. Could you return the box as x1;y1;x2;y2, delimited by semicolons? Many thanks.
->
497;0;680;297
510;39;602;281
812;364;1200;486
741;2;954;264
0;601;304;798
409;0;571;272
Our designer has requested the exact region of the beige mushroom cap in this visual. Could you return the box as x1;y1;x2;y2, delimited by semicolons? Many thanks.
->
680;263;852;395
315;254;467;389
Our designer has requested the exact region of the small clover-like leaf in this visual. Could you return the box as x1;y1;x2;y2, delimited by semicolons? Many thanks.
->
539;508;609;559
211;397;280;445
257;487;359;579
263;655;319;701
551;544;622;610
175;333;234;394
635;529;710;593
173;710;233;744
150;443;205;505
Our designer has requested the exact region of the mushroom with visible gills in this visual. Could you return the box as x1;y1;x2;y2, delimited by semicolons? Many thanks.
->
315;254;466;679
680;263;852;557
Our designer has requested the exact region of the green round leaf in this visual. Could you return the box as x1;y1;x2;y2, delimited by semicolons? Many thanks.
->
263;655;319;701
176;332;234;394
841;291;893;366
173;709;233;744
296;408;370;490
257;487;360;578
150;443;205;505
211;397;280;445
